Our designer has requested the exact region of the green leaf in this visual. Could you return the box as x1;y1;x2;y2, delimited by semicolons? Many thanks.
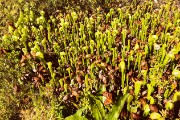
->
88;94;105;120
149;112;162;119
106;93;129;120
65;108;88;120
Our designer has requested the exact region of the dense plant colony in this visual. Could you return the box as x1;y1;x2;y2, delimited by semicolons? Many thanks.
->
0;0;180;119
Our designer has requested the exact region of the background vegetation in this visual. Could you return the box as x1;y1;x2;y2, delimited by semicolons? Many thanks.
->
0;0;180;119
